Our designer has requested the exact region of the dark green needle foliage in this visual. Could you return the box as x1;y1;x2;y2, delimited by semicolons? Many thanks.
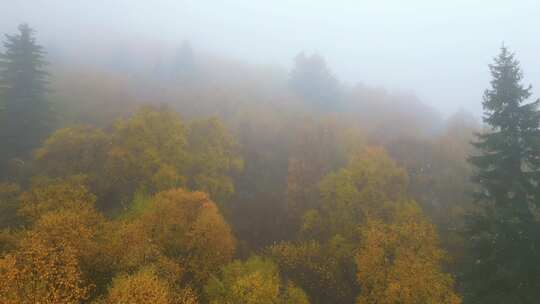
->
0;24;51;174
465;45;540;303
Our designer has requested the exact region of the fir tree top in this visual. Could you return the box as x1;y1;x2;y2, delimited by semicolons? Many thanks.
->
482;45;539;132
465;45;540;304
470;45;540;207
0;23;50;163
0;23;48;101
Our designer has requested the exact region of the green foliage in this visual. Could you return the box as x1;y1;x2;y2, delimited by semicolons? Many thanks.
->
465;46;540;303
123;190;152;218
308;146;408;240
186;117;243;202
204;255;309;304
270;147;410;304
286;117;364;233
106;105;189;201
32;106;243;212
0;24;50;169
34;125;109;180
279;145;461;304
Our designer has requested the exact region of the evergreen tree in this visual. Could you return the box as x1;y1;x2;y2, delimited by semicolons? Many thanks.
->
172;40;196;83
465;45;540;303
289;52;341;109
0;24;50;170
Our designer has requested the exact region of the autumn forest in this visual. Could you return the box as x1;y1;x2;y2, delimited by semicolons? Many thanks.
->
1;21;540;304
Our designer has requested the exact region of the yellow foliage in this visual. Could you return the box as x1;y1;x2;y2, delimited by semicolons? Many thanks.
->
105;106;189;200
0;233;90;304
204;256;309;304
100;219;160;274
138;188;236;286
186;117;243;201
104;267;172;304
176;287;199;304
32;106;242;211
2;180;101;302
286;117;364;226
345;147;408;205
31;107;189;205
99;227;196;303
103;266;198;304
152;164;185;192
34;125;109;180
99;188;235;290
313;146;408;239
283;281;311;304
31;206;106;288
18;175;96;222
154;255;186;288
355;201;461;304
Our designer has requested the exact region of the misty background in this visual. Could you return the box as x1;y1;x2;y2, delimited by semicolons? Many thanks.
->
4;2;540;302
1;0;540;116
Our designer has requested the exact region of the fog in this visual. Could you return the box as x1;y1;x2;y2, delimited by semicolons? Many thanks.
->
6;2;540;302
2;0;540;116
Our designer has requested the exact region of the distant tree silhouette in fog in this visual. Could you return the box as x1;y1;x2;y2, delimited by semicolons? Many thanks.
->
172;40;196;84
289;52;341;109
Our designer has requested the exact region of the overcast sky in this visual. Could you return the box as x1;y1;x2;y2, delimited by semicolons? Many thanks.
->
2;0;540;116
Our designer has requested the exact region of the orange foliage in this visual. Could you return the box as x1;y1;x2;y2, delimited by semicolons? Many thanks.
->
0;232;90;304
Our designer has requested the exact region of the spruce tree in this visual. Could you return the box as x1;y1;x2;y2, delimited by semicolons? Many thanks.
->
0;24;50;169
465;46;540;303
289;52;341;109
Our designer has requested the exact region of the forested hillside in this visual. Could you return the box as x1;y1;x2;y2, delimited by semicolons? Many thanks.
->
1;23;539;304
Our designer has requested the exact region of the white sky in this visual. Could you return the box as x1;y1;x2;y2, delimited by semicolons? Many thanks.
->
2;0;540;116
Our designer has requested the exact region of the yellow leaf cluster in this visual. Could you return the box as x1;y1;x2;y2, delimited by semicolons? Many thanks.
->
138;188;236;286
204;256;309;304
103;266;196;304
18;175;96;222
33;106;243;209
0;233;90;304
356;201;461;304
311;146;408;240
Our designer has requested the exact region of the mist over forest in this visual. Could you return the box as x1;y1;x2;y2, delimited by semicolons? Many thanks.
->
4;1;540;116
1;2;540;304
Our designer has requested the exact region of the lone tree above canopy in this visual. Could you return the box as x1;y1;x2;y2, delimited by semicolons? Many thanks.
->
0;23;50;169
466;45;540;303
